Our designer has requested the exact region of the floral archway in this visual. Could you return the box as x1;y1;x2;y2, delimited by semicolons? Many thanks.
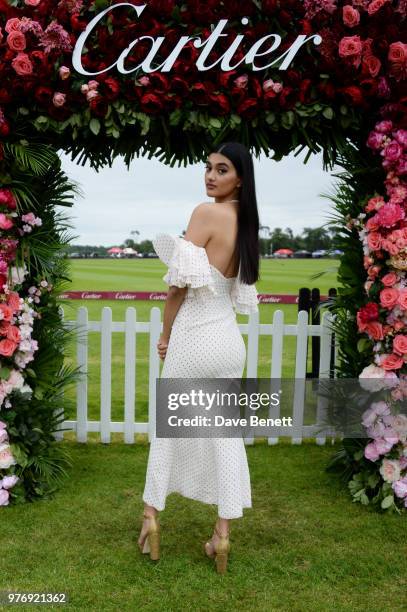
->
0;0;406;511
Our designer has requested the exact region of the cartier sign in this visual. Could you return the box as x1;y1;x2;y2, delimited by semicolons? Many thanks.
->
72;2;322;76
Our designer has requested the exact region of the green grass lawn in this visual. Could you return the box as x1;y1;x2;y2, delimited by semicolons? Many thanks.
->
2;439;406;611
59;258;339;424
2;259;406;610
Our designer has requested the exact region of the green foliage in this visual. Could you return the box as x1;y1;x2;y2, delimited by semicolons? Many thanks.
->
1;137;87;504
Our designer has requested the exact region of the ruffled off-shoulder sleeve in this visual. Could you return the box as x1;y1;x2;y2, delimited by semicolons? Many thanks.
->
152;233;216;293
231;277;259;315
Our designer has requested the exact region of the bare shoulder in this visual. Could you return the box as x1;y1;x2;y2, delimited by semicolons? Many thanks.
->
192;202;215;216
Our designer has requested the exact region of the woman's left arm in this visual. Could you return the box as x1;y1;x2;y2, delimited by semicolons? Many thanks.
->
158;286;187;360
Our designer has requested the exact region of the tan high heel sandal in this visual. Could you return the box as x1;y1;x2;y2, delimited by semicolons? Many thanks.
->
204;525;230;574
139;512;160;561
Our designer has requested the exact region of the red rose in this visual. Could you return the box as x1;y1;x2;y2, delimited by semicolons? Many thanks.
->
358;301;379;324
339;85;364;106
70;13;87;32
190;82;214;105
171;76;189;97
0;88;12;104
0;189;16;210
0;120;9;137
103;77;120;101
89;96;109;117
35;86;53;105
208;93;230;115
298;79;312;104
218;70;238;90
236;98;259;119
148;73;169;94
140;93;163;114
279;86;296;109
163;94;182;112
362;55;381;78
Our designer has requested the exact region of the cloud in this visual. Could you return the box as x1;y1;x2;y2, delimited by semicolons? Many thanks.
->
59;149;340;246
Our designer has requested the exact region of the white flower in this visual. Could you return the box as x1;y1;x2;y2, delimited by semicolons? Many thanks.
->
380;459;401;483
0;443;17;469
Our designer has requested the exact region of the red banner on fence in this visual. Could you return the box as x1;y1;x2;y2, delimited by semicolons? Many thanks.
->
58;291;329;304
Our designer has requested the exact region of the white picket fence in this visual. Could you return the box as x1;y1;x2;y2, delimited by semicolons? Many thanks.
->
55;306;338;446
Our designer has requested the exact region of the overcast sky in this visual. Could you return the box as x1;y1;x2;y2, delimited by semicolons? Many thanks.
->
59;148;341;247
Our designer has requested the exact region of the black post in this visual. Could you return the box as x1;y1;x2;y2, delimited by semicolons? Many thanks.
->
328;287;337;378
298;288;311;378
311;288;320;378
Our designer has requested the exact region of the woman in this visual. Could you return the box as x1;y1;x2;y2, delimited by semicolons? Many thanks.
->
138;141;260;574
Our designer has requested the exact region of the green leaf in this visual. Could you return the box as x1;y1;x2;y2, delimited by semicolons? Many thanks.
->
34;388;44;400
322;107;334;120
357;338;371;353
381;494;394;509
209;118;222;128
0;366;11;380
10;443;29;468
89;118;101;136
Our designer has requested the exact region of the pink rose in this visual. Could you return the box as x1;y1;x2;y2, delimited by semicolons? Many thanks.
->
0;304;13;322
379;287;399;309
393;477;407;499
376;120;393;134
397;289;407;310
398;158;407;175
0;338;18;357
393;335;407;356
53;92;66;107
383;140;403;162
0;443;16;469
365;321;384;340
1;474;18;489
59;66;70;80
381;271;398;286
376;202;405;228
339;35;362;57
24;0;42;5
374;439;394;456
388;41;407;64
363;55;381;78
380;458;401;483
234;75;248;89
272;82;283;93
7;30;26;52
263;79;275;92
86;90;99;102
381;353;404;371
338;35;362;67
6;326;20;343
138;76;150;86
343;5;360;27
368;0;390;14
367;231;382;251
367;131;384;150
0;488;9;506
364;441;380;461
0;214;14;230
5;18;21;34
88;80;99;91
11;52;33;76
393;129;407;148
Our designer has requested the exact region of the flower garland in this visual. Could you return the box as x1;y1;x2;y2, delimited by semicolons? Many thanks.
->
340;117;406;510
0;185;51;506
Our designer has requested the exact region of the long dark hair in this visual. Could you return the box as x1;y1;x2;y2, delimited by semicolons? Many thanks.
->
215;141;260;284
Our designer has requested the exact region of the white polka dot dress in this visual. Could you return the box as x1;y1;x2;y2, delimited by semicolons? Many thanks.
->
142;234;259;519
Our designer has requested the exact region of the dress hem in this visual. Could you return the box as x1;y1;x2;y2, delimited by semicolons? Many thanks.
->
143;489;252;519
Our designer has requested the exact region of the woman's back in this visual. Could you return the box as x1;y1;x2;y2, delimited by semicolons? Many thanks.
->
198;202;240;279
